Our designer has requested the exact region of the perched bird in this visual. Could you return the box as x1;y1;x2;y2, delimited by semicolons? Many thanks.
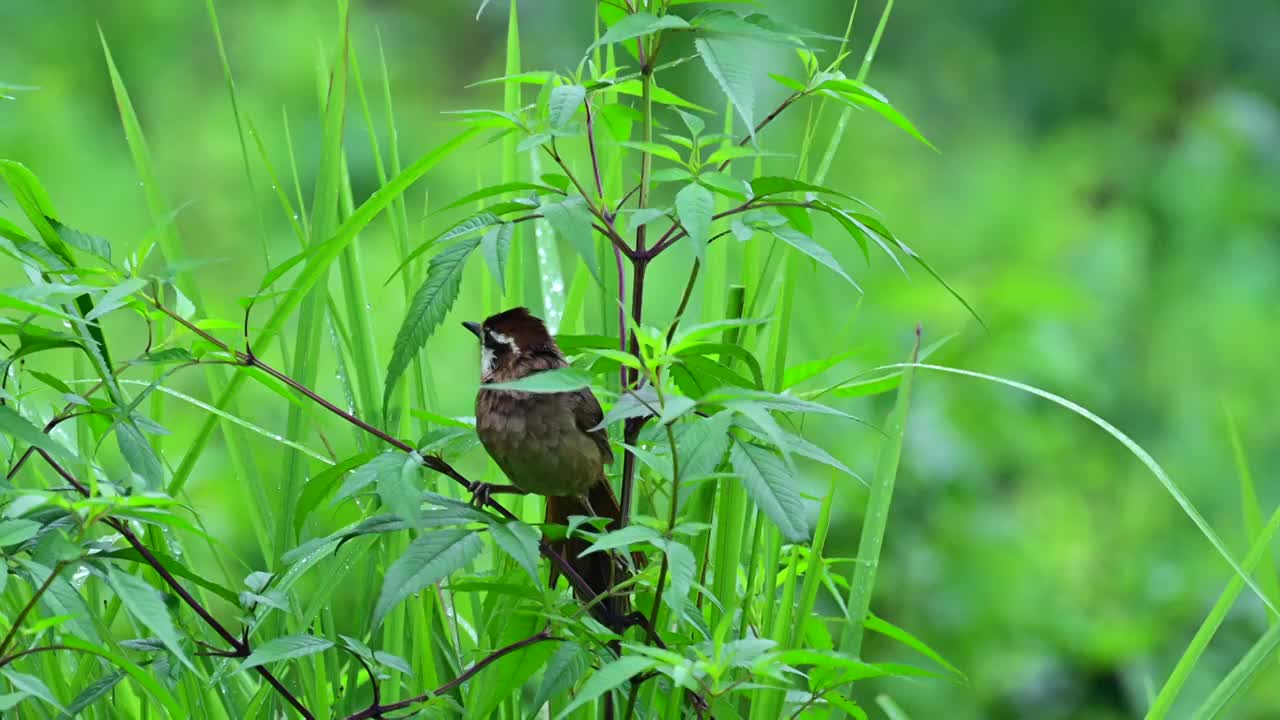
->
463;307;631;623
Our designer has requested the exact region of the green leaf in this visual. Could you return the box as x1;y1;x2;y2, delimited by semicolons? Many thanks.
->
865;613;965;679
542;197;600;285
374;528;483;625
548;84;586;130
696;36;755;138
387;212;497;284
826;88;937;151
435;182;561;215
83;277;146;321
0;519;40;547
533;641;590;712
334;451;407;504
554;656;656;719
674;411;733;480
1;670;65;713
383;238;478;410
480;222;514;291
697;170;749;199
240;634;334;671
105;567;194;671
690;10;821;47
619;141;685;164
656;539;695;618
100;548;239;605
750;176;853;201
378;454;425;522
676;109;705;136
583;525;660;555
62;670;125;717
115;420;164;489
731;441;808;543
59;636;185;717
482;368;593;393
0;405;78;465
490;520;542;583
770;227;860;291
675;183;713;264
52;220;111;263
590;12;690;51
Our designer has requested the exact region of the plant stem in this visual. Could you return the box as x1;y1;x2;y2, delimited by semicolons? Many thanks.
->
33;450;315;720
343;631;555;719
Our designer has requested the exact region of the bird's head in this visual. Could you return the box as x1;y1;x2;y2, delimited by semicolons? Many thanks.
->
462;307;559;381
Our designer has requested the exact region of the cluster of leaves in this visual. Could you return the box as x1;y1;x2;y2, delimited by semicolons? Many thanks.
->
0;1;979;719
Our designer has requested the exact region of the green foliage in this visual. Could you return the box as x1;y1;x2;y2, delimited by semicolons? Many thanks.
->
0;0;1275;718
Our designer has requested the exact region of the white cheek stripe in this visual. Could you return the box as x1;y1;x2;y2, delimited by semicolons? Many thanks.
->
480;328;519;379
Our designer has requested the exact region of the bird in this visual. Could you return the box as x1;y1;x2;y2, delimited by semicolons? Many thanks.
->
463;307;632;625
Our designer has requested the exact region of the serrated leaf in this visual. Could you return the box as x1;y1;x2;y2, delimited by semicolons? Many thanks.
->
383;238;478;409
115;420;163;489
386;213;496;284
482;368;592;393
548;84;586;130
240;634;334;670
731;441;808;542
52;220;111;263
533;641;590;711
696;36;755;138
490;520;542;583
674;411;733;480
542;197;600;284
770;227;860;292
555;656;657;719
106;567;194;671
591;386;660;430
374;529;483;625
675;183;713;264
480;223;514;291
590;12;690;51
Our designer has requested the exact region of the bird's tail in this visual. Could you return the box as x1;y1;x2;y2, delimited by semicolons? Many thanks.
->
545;480;637;626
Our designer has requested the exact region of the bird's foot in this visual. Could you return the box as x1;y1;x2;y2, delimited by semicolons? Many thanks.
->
465;482;528;508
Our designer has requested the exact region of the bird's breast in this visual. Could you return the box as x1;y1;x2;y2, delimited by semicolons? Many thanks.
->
475;390;604;496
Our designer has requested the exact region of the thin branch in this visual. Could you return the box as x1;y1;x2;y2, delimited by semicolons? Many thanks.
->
34;449;316;719
0;644;77;669
0;560;69;658
344;631;556;720
584;98;606;200
645;200;813;259
147;296;612;610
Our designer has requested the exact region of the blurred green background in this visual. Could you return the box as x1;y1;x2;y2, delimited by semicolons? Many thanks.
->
3;1;1278;718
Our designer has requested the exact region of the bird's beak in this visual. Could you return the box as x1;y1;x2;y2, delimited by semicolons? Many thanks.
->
462;321;483;339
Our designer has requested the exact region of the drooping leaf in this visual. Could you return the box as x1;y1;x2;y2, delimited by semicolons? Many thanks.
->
334;451;407;505
82;277;147;321
675;182;713;264
750;176;854;201
554;656;657;719
542;197;600;284
769;227;861;292
106;567;194;670
655;538;695;618
434;182;562;215
533;641;591;712
383;238;479;410
731;441;808;543
240;635;334;671
0;405;78;465
490;520;542;583
62;670;126;717
480;222;514;291
673;411;734;480
696;36;755;138
548;84;586;130
1;670;64;713
115;420;164;489
373;528;483;625
386;211;498;284
51;220;111;263
582;525;661;555
0;519;41;547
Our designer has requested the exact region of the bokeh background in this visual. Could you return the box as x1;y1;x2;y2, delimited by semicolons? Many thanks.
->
3;1;1278;718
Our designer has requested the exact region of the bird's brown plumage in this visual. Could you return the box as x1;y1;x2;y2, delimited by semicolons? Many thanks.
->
467;307;631;621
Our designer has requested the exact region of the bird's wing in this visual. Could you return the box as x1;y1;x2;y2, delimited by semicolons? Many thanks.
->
571;387;614;465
